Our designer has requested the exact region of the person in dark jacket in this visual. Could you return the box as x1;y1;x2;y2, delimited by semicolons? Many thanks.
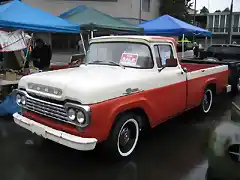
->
31;38;52;71
193;42;199;58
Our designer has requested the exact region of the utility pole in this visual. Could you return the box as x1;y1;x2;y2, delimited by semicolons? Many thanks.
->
193;0;197;25
227;0;233;44
139;0;142;24
193;0;197;42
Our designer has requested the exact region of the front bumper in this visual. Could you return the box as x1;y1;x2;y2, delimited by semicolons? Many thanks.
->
13;113;97;151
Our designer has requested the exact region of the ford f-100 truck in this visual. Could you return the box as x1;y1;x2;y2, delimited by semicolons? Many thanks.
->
13;36;231;159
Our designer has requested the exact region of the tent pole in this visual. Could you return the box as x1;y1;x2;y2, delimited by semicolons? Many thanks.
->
91;31;94;39
205;36;208;50
182;34;184;59
210;37;213;46
23;33;33;69
80;33;86;55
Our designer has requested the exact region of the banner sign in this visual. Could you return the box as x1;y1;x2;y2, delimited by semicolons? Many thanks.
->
0;30;31;52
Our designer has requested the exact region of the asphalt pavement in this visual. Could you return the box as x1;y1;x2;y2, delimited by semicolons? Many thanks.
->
0;93;236;180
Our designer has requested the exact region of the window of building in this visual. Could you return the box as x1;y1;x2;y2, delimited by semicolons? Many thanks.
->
219;15;225;32
208;15;213;31
142;0;150;12
233;14;239;32
214;15;220;32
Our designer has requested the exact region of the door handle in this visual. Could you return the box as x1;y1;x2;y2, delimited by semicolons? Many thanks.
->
202;70;205;72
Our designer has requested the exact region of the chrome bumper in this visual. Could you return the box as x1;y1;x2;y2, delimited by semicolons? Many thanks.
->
13;113;97;151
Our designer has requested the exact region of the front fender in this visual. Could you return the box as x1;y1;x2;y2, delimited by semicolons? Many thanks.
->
109;95;155;127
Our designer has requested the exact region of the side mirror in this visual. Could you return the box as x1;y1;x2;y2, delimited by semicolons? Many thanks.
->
183;67;188;73
166;58;178;67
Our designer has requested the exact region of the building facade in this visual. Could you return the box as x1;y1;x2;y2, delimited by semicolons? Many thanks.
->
207;12;240;35
195;12;240;45
22;0;160;24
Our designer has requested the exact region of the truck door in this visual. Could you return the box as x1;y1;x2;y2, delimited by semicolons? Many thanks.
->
153;44;187;122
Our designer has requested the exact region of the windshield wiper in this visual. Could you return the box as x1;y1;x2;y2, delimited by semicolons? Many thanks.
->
88;60;125;69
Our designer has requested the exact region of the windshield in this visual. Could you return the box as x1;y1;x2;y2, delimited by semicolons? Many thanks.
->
84;42;154;69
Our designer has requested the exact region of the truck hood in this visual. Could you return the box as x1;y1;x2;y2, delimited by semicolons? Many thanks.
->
19;65;156;104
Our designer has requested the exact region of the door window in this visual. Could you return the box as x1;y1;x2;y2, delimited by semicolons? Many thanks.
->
158;44;174;67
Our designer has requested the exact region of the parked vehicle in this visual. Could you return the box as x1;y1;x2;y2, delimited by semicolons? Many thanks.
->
200;44;240;61
206;101;240;180
13;36;231;159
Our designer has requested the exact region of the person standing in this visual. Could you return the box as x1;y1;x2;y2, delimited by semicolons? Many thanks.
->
30;38;52;71
193;42;199;58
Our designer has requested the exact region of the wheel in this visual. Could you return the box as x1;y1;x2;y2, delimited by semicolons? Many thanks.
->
232;77;240;94
201;88;213;114
105;113;140;159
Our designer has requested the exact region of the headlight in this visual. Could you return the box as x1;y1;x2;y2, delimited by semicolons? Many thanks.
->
65;103;91;129
76;111;85;124
16;94;22;105
21;96;26;105
67;108;76;121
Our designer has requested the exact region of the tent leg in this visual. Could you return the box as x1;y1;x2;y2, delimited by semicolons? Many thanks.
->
91;31;94;39
205;36;208;50
80;33;86;55
182;34;184;59
23;33;33;69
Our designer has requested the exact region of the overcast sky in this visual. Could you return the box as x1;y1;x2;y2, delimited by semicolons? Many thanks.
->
192;0;240;12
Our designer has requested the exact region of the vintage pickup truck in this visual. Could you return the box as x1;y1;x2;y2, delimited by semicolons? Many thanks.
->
13;36;231;159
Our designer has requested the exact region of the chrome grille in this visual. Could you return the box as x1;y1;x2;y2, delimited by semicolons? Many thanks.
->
24;94;70;124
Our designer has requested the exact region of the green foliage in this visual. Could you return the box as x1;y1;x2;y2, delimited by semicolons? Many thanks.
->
223;7;230;12
200;6;209;14
160;0;193;23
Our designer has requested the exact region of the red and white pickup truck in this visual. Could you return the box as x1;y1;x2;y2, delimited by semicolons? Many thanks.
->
13;36;231;159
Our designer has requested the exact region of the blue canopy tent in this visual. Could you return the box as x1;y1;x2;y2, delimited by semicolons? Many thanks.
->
138;15;212;58
138;14;211;37
0;0;80;33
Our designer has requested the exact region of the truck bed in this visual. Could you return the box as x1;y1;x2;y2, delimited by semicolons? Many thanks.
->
180;62;218;72
181;59;238;93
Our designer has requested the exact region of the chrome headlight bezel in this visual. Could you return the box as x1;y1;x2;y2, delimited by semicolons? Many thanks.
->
65;102;91;129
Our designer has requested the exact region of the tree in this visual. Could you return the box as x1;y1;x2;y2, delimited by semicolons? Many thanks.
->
160;0;193;23
215;10;221;12
223;7;230;12
200;6;209;14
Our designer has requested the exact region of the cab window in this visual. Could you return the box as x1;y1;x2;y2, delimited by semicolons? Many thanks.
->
154;44;174;68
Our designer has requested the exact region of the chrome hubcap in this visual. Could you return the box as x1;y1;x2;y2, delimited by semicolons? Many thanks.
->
119;127;130;146
117;119;139;156
202;90;212;112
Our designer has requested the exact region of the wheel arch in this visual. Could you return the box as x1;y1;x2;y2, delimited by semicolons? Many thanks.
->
206;82;217;95
111;107;151;133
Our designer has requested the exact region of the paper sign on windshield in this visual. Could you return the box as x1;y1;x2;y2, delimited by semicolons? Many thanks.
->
120;53;138;66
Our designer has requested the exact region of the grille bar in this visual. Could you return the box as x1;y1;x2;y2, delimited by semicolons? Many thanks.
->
16;90;88;127
22;93;80;126
25;95;68;121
